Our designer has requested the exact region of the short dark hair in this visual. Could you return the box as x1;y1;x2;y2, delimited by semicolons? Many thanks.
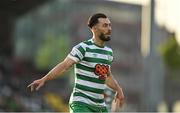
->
87;13;107;28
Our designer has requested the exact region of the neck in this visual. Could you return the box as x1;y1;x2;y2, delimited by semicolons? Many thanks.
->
92;35;105;47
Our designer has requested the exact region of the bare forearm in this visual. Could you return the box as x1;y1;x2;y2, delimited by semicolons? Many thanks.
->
106;75;122;92
41;57;75;82
42;62;67;82
106;73;125;107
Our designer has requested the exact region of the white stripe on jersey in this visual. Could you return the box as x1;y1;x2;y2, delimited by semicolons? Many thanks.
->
74;88;104;100
71;93;106;106
85;52;113;61
75;68;98;78
76;79;105;90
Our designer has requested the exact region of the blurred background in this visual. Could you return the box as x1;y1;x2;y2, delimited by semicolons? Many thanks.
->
0;0;180;112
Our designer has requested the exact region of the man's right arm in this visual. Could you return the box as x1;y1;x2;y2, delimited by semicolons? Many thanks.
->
42;56;76;81
28;42;86;92
28;56;76;91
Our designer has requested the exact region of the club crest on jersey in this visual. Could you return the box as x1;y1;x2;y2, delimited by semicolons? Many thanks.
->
94;64;109;80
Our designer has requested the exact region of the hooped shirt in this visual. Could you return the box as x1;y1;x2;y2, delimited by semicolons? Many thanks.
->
68;38;113;107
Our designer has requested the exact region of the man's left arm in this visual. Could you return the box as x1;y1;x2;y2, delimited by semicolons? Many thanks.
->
105;69;125;107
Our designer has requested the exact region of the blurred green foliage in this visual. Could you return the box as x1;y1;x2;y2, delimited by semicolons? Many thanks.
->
159;35;180;70
35;33;70;70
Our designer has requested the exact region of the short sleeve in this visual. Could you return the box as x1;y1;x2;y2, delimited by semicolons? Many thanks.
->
68;43;86;62
108;48;113;65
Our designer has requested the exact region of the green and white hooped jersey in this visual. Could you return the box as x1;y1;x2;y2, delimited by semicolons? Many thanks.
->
68;39;113;107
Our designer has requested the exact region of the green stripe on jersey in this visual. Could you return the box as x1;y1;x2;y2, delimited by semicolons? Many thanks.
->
83;41;93;45
86;47;112;56
76;63;94;72
73;92;104;103
77;46;86;56
75;84;104;94
75;54;81;61
76;73;105;84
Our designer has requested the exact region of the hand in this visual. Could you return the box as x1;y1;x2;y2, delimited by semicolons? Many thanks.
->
27;78;45;92
111;90;125;112
111;93;120;112
116;88;125;107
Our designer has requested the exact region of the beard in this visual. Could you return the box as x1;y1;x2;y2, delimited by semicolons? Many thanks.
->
99;32;111;41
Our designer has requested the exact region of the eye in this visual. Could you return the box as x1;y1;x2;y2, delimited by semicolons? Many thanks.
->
103;24;108;27
103;23;111;28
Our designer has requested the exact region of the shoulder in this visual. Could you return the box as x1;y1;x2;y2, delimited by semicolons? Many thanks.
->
82;39;93;46
74;39;92;49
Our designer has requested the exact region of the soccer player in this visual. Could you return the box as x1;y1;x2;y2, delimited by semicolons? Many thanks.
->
28;13;124;112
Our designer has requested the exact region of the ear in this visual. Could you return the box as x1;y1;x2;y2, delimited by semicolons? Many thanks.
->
92;26;96;30
92;26;98;31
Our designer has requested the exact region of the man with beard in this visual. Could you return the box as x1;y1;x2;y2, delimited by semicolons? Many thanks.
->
28;13;124;113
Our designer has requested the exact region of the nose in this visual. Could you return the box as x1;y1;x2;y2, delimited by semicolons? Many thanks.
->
108;25;112;31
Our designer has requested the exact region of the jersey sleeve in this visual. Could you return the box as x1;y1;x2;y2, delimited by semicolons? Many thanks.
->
109;48;113;65
68;43;86;62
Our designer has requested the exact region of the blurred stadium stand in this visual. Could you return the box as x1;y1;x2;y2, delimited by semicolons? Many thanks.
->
0;0;50;57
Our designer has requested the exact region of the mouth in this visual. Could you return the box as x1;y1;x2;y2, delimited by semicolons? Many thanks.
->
105;34;111;37
105;31;111;36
